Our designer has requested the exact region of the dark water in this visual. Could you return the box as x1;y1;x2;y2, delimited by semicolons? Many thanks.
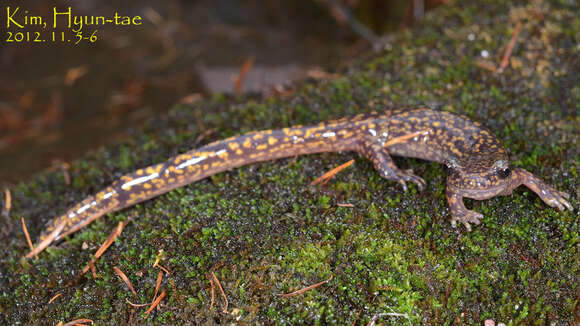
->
0;0;434;183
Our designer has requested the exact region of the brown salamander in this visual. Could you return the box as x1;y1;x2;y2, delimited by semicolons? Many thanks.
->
34;107;573;252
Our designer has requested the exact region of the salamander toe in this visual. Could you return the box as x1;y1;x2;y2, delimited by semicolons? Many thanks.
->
450;210;483;232
399;169;426;191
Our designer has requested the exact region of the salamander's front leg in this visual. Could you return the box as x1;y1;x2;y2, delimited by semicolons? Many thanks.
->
505;168;573;212
446;186;483;231
358;136;426;192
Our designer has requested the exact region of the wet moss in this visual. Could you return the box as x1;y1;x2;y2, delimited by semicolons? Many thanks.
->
1;0;578;324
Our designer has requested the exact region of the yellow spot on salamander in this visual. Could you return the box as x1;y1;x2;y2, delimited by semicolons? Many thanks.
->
236;149;243;155
253;133;264;140
268;137;278;145
256;144;268;150
342;131;354;139
243;138;252;148
284;128;303;136
129;192;147;201
229;142;240;150
305;127;323;138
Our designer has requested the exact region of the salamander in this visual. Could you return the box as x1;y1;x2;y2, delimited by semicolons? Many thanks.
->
33;107;573;253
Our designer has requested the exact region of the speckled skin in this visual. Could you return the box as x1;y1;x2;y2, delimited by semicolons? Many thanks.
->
39;107;573;242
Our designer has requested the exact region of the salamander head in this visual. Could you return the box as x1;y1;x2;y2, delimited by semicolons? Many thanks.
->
446;154;513;200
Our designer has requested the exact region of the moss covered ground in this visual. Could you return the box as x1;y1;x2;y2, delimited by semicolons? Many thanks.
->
1;0;578;324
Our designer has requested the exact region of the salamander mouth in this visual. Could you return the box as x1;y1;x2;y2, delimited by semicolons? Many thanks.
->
447;182;508;200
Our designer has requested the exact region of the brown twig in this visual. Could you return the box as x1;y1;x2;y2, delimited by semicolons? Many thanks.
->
144;290;166;318
21;217;36;259
25;219;67;258
62;319;93;326
209;278;215;310
337;203;354;207
281;275;333;298
153;254;171;274
233;57;254;95
476;60;498;73
89;261;97;278
48;293;62;304
156;263;171;274
125;298;149;307
95;221;125;257
311;160;355;186
499;21;522;71
179;93;203;105
152;270;163;305
211;270;229;313
82;221;126;275
3;189;11;216
114;266;137;296
61;163;71;185
64;65;89;86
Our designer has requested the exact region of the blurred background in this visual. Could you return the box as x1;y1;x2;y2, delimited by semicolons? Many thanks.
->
0;0;446;183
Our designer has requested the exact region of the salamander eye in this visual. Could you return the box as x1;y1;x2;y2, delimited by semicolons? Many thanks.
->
443;162;457;174
497;168;511;179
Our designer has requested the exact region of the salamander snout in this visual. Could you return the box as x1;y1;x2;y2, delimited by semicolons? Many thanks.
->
446;161;514;200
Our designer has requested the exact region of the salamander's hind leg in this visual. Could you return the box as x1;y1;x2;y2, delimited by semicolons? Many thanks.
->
358;137;426;192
